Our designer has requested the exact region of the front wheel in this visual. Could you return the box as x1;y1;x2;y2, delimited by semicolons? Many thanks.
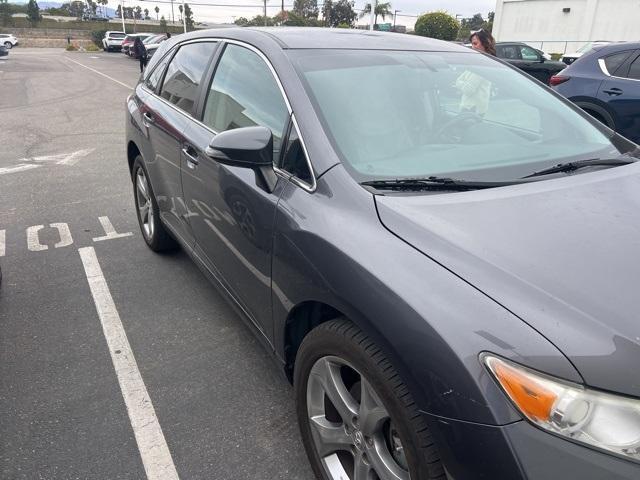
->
294;319;445;480
132;156;177;252
4;42;12;50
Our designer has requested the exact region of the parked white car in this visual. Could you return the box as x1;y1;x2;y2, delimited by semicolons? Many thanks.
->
562;41;612;65
0;34;19;49
102;31;126;52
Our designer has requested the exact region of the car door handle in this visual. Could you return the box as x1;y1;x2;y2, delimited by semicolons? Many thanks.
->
182;146;199;168
142;112;155;126
603;88;623;96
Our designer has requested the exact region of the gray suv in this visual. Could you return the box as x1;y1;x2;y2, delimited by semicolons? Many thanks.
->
126;28;640;479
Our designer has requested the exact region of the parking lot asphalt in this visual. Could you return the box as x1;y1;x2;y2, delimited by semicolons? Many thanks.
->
0;48;314;479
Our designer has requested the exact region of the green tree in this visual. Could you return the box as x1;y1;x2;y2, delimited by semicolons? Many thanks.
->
414;11;459;41
159;15;167;29
178;4;182;21
154;5;159;20
144;8;149;19
292;0;318;19
134;5;142;19
90;28;107;46
0;0;13;26
484;11;494;33
359;1;392;28
461;13;484;31
27;0;41;25
69;0;84;19
323;0;356;28
184;3;194;30
234;16;249;26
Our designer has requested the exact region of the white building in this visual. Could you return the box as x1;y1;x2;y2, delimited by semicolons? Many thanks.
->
493;0;640;53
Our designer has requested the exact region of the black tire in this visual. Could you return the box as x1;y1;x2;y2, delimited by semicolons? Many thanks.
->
132;156;178;252
4;42;12;50
294;319;445;480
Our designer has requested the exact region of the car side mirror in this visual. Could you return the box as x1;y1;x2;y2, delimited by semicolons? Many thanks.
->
205;126;278;193
205;126;273;168
539;55;545;63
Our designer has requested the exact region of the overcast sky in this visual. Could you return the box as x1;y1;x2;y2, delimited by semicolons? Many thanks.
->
102;0;497;28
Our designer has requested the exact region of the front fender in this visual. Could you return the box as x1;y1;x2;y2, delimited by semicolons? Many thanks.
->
272;165;582;425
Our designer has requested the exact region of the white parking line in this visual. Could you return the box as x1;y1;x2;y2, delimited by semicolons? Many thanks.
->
93;216;133;242
0;229;5;257
65;57;133;89
0;164;40;176
79;247;179;480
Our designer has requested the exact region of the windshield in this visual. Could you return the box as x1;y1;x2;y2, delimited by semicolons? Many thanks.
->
576;43;595;54
289;49;631;183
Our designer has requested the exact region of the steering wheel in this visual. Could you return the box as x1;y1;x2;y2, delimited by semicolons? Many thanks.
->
433;111;484;143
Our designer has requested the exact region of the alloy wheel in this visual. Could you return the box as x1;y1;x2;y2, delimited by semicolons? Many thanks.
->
4;42;12;49
135;168;154;240
307;356;410;480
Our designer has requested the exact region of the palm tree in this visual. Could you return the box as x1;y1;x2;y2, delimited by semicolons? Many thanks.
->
359;1;392;27
144;7;149;19
154;5;159;20
178;4;183;22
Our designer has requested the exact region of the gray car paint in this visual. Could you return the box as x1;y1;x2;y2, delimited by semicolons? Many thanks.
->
127;27;640;478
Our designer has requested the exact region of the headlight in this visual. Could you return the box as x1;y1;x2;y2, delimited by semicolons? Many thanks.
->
484;354;640;461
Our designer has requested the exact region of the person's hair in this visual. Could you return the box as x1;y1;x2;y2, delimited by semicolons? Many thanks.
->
470;29;496;56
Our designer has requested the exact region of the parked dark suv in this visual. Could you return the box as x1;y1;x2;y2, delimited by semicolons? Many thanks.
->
126;28;640;480
551;42;640;144
496;41;566;84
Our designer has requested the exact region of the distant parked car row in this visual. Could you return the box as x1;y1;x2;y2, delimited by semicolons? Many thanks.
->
458;37;638;146
102;31;168;58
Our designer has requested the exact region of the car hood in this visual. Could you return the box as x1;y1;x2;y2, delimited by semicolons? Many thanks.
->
375;163;640;397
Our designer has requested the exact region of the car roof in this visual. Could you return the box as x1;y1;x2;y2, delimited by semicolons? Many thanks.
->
172;27;466;51
589;41;640;55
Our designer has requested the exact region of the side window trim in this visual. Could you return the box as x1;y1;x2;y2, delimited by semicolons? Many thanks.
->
194;42;225;122
274;113;316;192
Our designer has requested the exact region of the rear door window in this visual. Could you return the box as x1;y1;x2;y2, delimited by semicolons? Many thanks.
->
603;51;634;76
159;42;218;116
627;55;640;80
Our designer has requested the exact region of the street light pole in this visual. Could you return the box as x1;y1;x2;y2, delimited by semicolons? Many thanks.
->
171;0;175;24
393;9;400;30
263;0;267;25
120;0;126;33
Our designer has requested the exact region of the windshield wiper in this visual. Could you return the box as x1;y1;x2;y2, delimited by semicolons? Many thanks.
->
522;157;636;178
360;177;522;192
